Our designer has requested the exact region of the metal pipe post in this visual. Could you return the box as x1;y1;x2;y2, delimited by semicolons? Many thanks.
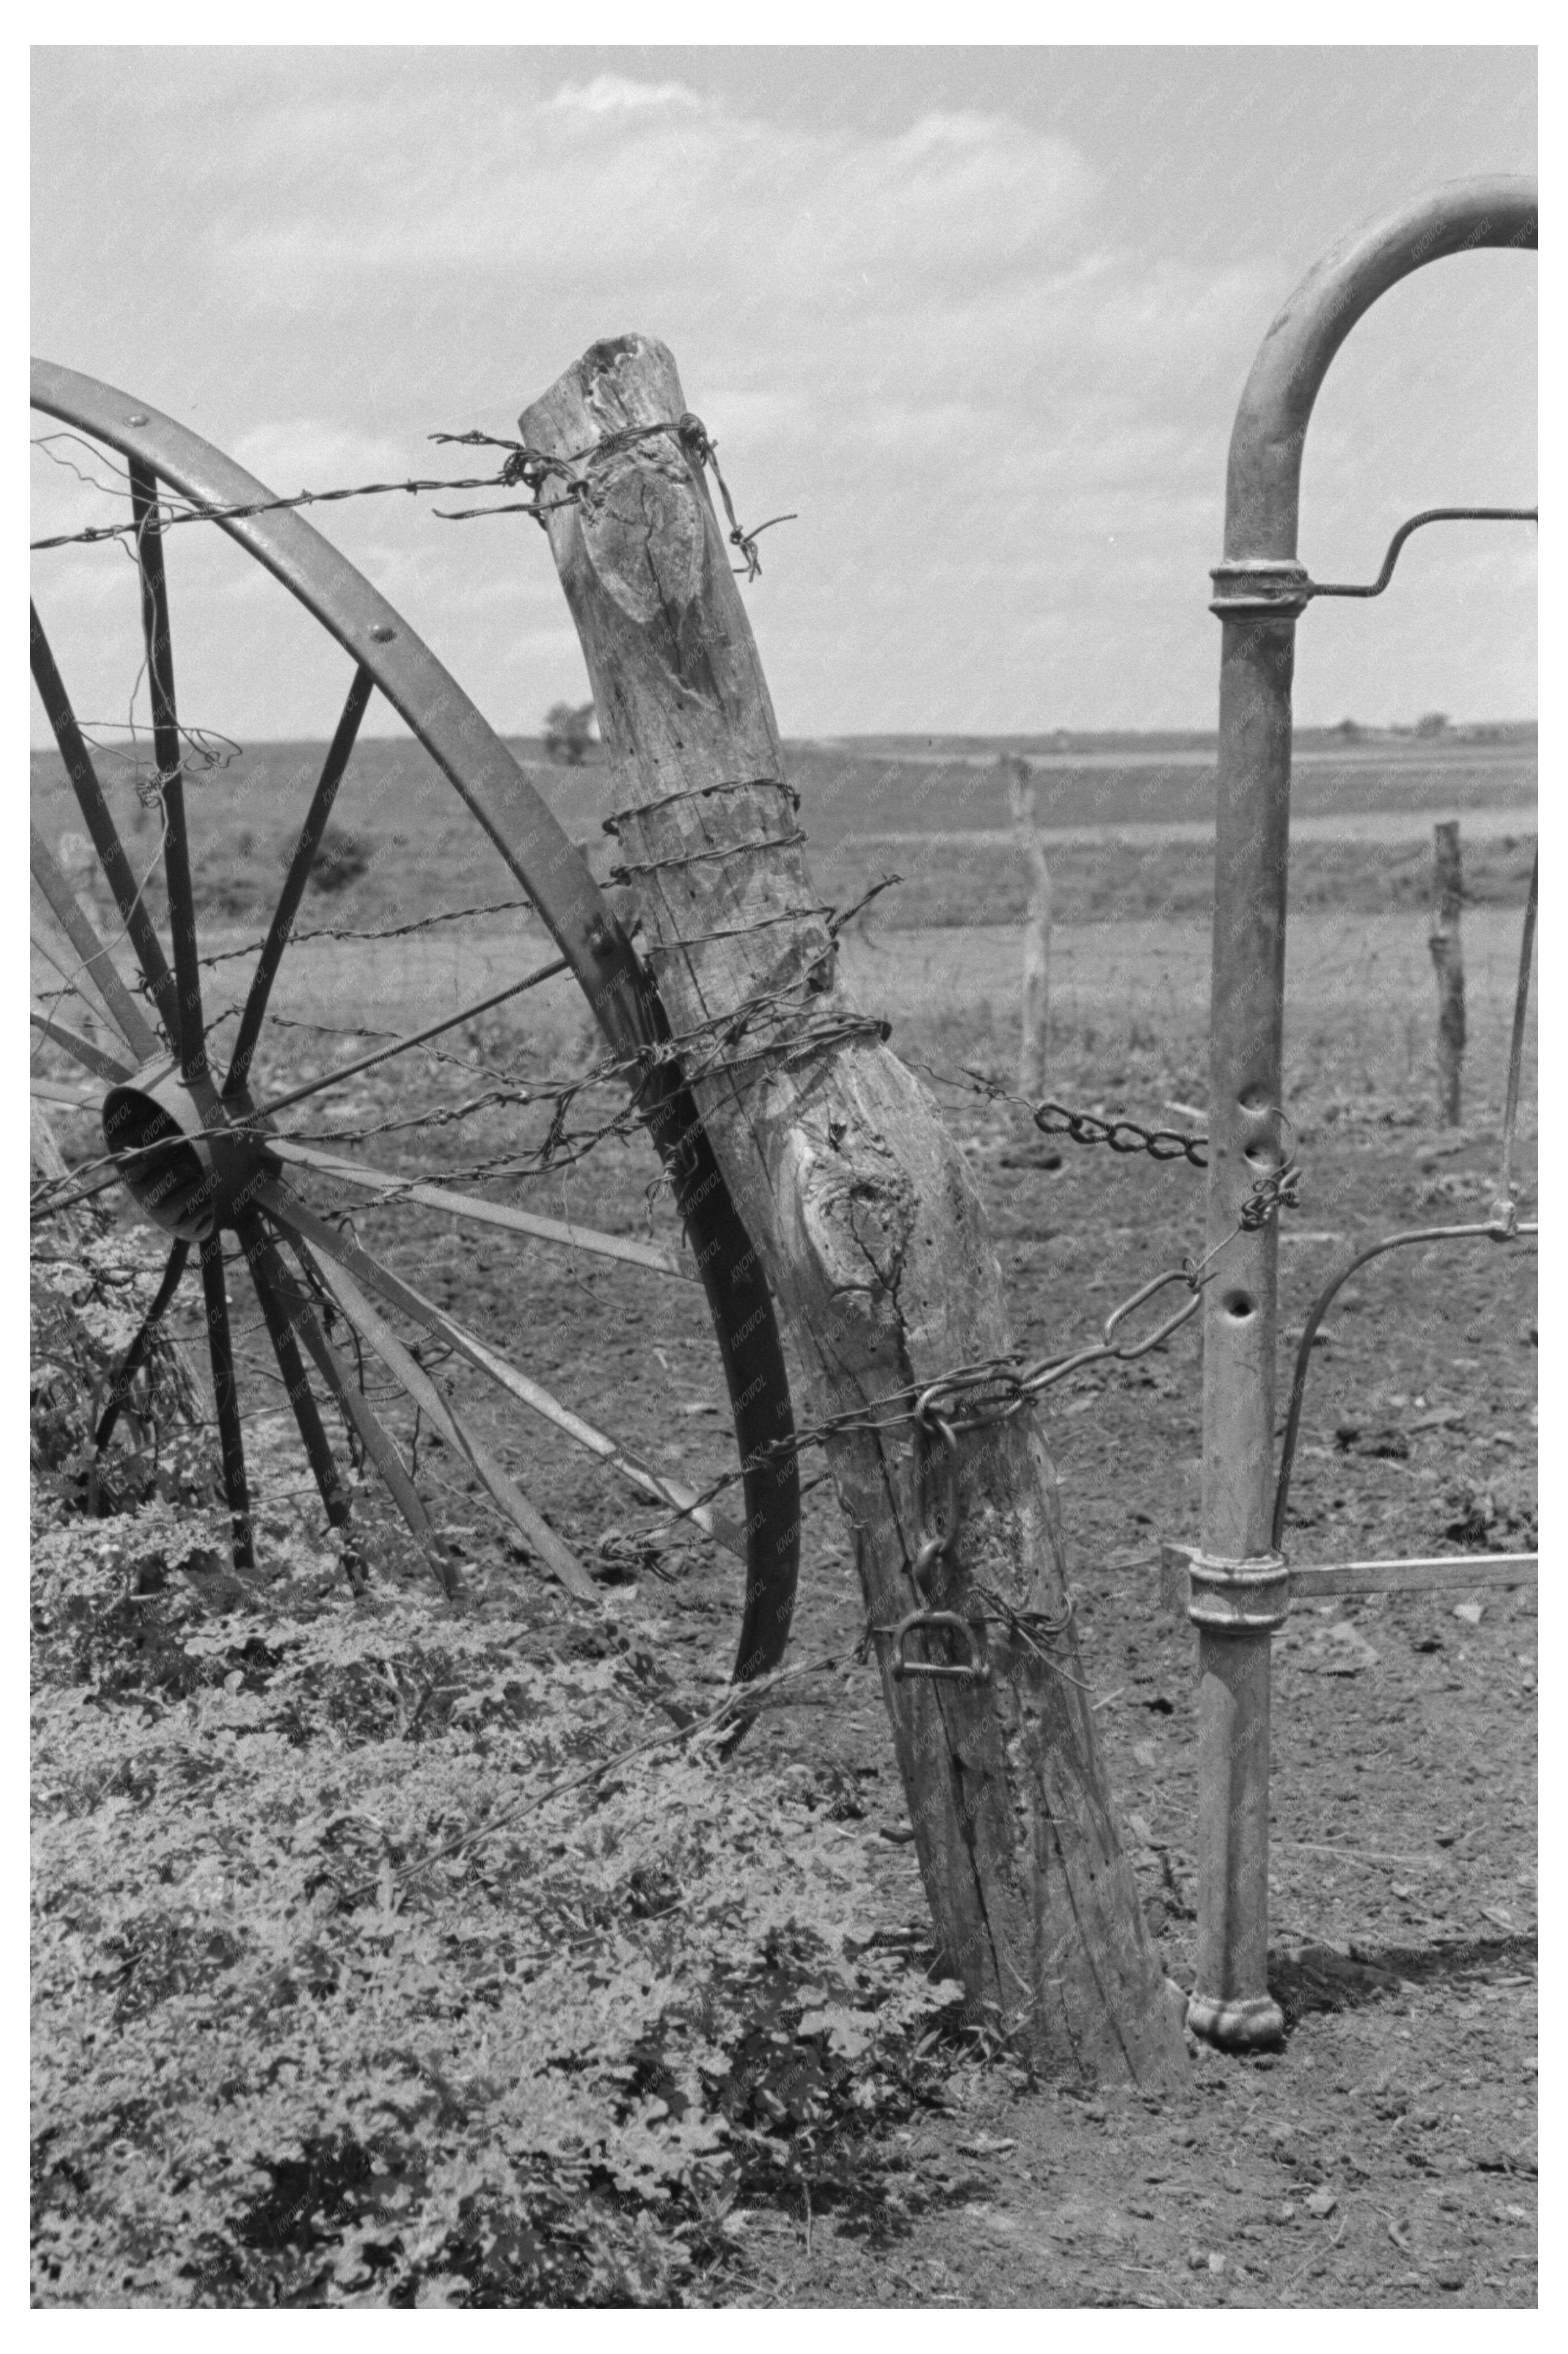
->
1189;175;1536;2049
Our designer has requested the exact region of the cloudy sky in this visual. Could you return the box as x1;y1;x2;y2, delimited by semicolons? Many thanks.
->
31;45;1536;742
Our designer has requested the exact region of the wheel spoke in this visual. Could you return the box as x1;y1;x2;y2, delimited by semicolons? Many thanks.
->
93;1239;189;1450
241;954;571;1124
238;1215;352;1535
276;1232;456;1595
266;1138;692;1281
225;666;376;1098
31;822;161;1058
30;601;183;1050
291;1232;597;1602
129;464;207;1084
257;1176;743;1555
199;1232;254;1568
30;1001;134;1084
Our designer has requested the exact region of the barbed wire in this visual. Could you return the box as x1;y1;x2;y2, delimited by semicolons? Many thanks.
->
29;435;545;552
193;895;539;973
32;411;797;580
431;413;796;579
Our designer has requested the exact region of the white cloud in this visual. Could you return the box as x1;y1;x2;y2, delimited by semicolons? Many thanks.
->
31;52;1535;735
545;76;701;116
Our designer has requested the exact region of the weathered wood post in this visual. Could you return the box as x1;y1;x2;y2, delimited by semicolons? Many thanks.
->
520;335;1186;2090
1428;819;1465;1127
1007;756;1052;1098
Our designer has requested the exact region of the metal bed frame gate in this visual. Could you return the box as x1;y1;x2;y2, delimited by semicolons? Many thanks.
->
1182;174;1538;2049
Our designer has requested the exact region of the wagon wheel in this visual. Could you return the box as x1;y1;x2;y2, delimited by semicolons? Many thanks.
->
29;358;799;1675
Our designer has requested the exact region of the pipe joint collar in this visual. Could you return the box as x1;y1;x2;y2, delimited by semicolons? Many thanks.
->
1186;1548;1290;1631
1209;558;1310;619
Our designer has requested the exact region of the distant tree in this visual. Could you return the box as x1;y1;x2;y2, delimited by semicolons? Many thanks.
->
544;700;599;764
1415;711;1451;738
1333;717;1362;739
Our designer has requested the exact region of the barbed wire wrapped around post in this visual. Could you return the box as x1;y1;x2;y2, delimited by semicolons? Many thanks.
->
32;414;798;577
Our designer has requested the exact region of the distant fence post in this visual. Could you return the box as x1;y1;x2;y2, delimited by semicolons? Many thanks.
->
1007;756;1051;1098
1428;820;1465;1127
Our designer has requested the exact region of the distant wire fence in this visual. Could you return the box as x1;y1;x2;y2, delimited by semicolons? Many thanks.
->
30;395;1537;1598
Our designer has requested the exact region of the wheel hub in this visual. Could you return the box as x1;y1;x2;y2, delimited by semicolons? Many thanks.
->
102;1067;279;1241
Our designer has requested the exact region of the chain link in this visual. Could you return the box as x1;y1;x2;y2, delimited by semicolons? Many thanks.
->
925;1062;1209;1168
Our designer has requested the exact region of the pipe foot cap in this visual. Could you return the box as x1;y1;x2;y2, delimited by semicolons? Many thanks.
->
1186;1992;1285;2051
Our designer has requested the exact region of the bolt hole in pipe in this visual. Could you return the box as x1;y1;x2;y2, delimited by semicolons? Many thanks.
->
1222;1290;1256;1322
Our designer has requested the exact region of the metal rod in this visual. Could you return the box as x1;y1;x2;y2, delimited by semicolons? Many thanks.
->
238;1216;352;1532
275;1232;453;1589
129;464;207;1086
267;1137;693;1280
1162;1539;1534;1606
29;601;183;1051
30;1003;133;1084
1286;1553;1536;1599
1272;1218;1537;1551
257;1176;741;1552
1305;505;1537;599
93;1238;189;1450
29;822;161;1058
199;1232;253;1567
238;954;571;1123
293;1236;597;1602
224;666;376;1096
1192;173;1536;2056
1498;849;1538;1211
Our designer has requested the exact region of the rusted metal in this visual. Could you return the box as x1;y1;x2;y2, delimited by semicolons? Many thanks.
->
225;665;376;1097
1194;174;1536;2052
889;1610;992;1684
29;823;161;1059
129;463;208;1087
93;1239;189;1452
31;359;801;1675
198;1232;253;1568
29;603;185;1056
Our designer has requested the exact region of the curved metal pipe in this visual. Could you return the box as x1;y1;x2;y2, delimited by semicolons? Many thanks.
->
1271;1219;1538;1552
1220;175;1537;566
1192;176;1537;2054
31;360;799;1672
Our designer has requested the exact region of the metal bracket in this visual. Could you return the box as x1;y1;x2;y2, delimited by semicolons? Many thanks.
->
1183;1548;1291;1632
889;1610;992;1684
1208;559;1311;619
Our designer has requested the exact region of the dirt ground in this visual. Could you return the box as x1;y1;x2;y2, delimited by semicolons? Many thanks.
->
34;847;1537;2306
508;1099;1537;2310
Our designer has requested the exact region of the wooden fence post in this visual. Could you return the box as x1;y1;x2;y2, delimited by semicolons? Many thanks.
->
1007;756;1051;1098
520;335;1187;2091
1429;820;1465;1127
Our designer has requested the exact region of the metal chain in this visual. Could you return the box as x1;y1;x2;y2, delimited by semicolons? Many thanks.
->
650;1156;1294;1560
921;1061;1209;1168
1032;1099;1208;1166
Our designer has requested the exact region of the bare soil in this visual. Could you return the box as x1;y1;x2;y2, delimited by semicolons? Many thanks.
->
32;734;1537;2308
122;923;1528;2312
